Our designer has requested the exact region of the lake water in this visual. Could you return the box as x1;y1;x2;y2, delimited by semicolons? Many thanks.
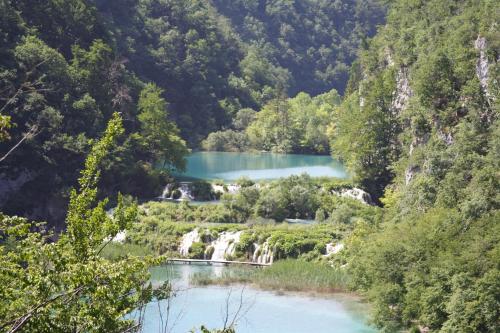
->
131;264;375;333
175;152;348;181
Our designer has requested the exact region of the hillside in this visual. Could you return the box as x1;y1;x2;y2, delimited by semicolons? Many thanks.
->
0;0;384;224
210;0;386;96
329;0;499;331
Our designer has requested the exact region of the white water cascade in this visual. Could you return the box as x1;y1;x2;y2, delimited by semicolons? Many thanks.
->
253;241;274;264
252;243;261;262
209;231;243;261
161;183;174;199
178;183;194;200
161;182;194;201
179;229;200;256
325;243;344;256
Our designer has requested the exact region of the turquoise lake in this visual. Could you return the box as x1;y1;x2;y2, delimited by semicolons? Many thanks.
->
175;152;348;181
131;264;375;333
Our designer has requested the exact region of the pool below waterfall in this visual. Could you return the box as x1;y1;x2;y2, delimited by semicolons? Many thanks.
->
129;264;375;333
172;152;348;182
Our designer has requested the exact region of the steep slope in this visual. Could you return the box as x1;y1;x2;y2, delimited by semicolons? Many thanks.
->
331;0;499;331
211;0;386;96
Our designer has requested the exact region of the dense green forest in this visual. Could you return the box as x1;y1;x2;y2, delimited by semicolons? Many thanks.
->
202;89;341;153
328;0;499;331
0;0;384;225
210;0;386;96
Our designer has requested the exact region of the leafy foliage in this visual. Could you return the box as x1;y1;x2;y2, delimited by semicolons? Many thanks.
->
331;0;500;331
203;89;341;154
0;113;159;332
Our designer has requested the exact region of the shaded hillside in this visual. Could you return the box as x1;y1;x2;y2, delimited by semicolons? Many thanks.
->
211;0;386;96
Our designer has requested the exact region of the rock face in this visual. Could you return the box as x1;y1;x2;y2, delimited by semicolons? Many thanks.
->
405;165;421;186
391;66;414;115
475;36;491;100
0;171;33;206
333;188;374;205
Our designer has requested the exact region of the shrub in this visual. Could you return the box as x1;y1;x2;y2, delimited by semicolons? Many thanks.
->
189;242;206;259
171;189;182;200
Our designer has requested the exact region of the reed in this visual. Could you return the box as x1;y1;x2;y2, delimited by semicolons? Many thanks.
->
190;260;349;293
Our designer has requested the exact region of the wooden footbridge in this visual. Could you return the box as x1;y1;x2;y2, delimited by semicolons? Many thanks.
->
167;258;271;267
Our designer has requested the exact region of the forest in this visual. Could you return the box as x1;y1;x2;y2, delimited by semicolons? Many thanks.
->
1;0;499;332
0;0;384;225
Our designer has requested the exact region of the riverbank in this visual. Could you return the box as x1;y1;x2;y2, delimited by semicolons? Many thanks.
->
190;259;351;294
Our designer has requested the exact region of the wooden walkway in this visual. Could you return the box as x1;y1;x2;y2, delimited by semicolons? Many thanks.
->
167;258;270;267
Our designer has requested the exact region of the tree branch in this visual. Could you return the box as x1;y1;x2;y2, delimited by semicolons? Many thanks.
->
2;285;86;333
0;124;39;163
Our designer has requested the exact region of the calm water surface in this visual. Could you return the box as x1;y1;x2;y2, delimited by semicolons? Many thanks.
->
175;152;348;181
132;264;375;333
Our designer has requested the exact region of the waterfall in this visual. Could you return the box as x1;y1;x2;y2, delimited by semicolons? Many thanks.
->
160;182;194;201
210;231;242;261
252;243;261;262
254;241;273;264
212;184;241;195
179;229;200;256
178;182;194;201
226;184;240;194
161;183;174;199
105;230;127;243
325;243;344;256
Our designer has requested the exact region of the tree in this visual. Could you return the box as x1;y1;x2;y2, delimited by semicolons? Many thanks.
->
137;83;189;171
0;113;164;332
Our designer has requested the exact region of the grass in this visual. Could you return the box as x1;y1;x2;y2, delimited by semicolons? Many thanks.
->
190;259;350;293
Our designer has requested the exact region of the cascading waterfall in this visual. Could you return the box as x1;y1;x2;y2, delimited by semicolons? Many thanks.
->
178;229;277;264
161;182;194;201
325;243;344;256
178;183;194;200
252;243;261;262
179;229;200;256
161;183;174;199
254;241;273;264
210;231;242;261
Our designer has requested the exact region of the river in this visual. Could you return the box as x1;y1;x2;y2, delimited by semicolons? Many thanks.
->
174;152;347;181
132;264;375;333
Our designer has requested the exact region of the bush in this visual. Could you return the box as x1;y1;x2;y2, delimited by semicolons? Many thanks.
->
171;189;181;200
188;242;206;259
235;177;254;187
201;130;249;152
191;180;215;201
